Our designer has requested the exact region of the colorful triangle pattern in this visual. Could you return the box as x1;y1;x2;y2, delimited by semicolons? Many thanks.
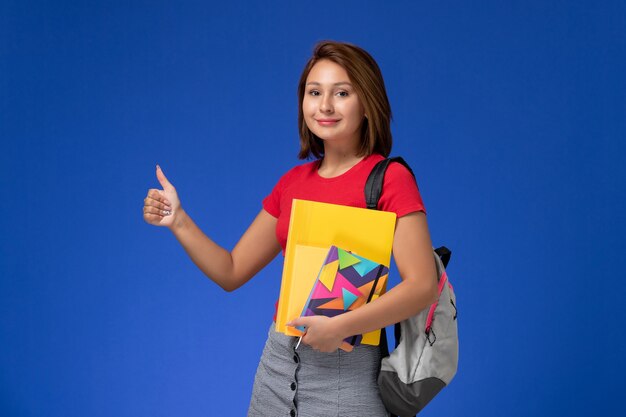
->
338;248;361;269
311;272;363;299
319;260;339;290
342;288;359;310
299;245;389;347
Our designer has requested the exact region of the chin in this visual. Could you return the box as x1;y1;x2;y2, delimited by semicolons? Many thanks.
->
314;133;341;143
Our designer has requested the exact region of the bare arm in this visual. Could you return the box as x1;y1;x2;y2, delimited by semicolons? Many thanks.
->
288;211;438;351
333;211;438;335
143;165;281;292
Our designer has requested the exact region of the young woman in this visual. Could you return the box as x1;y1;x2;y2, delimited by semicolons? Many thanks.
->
143;41;438;417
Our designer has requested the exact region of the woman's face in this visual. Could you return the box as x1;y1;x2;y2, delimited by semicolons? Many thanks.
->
302;59;365;148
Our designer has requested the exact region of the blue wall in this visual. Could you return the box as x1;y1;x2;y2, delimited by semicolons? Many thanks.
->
2;1;625;415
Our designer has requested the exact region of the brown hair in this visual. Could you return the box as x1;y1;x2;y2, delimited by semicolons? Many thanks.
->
297;40;393;159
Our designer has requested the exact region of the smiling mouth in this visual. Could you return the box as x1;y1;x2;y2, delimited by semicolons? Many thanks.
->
316;119;340;125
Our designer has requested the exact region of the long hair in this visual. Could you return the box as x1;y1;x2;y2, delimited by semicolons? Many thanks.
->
297;40;393;159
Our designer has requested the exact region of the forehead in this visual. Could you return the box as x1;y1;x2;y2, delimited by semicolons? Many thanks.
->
306;59;351;84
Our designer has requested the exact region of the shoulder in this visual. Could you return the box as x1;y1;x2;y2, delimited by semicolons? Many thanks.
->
283;159;318;179
383;159;417;190
272;159;318;188
377;157;426;216
264;159;319;217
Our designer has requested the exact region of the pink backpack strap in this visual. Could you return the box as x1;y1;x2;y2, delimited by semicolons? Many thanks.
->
425;271;448;335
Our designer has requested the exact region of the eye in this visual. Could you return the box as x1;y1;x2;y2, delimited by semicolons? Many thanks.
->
308;89;321;96
336;91;349;97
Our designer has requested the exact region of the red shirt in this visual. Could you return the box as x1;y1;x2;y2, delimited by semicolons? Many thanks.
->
263;154;426;254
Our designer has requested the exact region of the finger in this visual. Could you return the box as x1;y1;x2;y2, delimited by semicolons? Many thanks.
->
156;165;173;190
143;212;165;223
287;317;310;328
148;188;171;206
145;200;171;211
145;189;171;207
144;193;171;210
143;205;171;216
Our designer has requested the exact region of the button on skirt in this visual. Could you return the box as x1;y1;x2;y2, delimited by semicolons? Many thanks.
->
247;323;389;417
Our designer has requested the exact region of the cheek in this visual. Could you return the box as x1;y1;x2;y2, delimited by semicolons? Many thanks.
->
302;102;316;130
302;97;315;116
345;103;364;125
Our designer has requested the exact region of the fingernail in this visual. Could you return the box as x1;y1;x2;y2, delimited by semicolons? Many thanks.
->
156;164;161;170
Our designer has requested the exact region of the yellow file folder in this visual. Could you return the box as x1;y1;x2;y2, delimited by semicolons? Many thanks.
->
275;199;397;346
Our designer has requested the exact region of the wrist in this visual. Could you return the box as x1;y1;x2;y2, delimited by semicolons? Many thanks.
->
168;208;188;231
331;314;351;340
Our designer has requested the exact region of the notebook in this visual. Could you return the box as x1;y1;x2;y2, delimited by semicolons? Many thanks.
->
296;245;389;347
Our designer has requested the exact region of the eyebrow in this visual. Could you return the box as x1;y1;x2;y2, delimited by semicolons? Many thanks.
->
305;81;353;87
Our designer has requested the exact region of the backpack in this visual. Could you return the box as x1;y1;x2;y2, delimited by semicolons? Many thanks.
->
364;157;459;417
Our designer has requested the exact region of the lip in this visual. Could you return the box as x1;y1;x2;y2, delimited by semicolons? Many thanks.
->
316;118;340;126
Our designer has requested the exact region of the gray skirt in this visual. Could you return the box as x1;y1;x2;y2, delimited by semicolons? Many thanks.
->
248;323;389;417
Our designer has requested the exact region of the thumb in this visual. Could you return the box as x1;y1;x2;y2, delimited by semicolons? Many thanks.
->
156;164;173;189
287;317;310;329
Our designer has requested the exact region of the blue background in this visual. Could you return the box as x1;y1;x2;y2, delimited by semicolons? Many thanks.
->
2;1;625;416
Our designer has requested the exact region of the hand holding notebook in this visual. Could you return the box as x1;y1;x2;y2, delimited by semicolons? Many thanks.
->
287;245;389;351
288;316;353;352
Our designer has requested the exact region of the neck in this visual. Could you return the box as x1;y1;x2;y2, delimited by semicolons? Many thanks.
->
317;143;364;178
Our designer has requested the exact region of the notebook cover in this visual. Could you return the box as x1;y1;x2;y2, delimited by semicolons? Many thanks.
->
297;245;389;347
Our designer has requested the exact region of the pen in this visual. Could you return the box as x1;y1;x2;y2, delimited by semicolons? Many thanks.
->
295;336;303;350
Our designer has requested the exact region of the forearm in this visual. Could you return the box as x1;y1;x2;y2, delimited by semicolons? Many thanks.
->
168;209;239;291
333;277;438;340
145;168;279;291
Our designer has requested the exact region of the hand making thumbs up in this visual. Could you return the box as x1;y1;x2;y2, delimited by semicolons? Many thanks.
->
143;165;181;228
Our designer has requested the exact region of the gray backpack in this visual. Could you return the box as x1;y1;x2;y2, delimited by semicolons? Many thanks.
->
365;157;459;417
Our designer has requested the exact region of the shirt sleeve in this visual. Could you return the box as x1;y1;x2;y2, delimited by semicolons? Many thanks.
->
377;161;426;218
262;181;282;218
262;168;294;218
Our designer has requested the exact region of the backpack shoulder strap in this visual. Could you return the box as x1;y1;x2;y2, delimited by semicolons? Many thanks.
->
434;246;452;268
365;156;415;210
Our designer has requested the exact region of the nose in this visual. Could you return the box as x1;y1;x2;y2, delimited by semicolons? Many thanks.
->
320;94;334;113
